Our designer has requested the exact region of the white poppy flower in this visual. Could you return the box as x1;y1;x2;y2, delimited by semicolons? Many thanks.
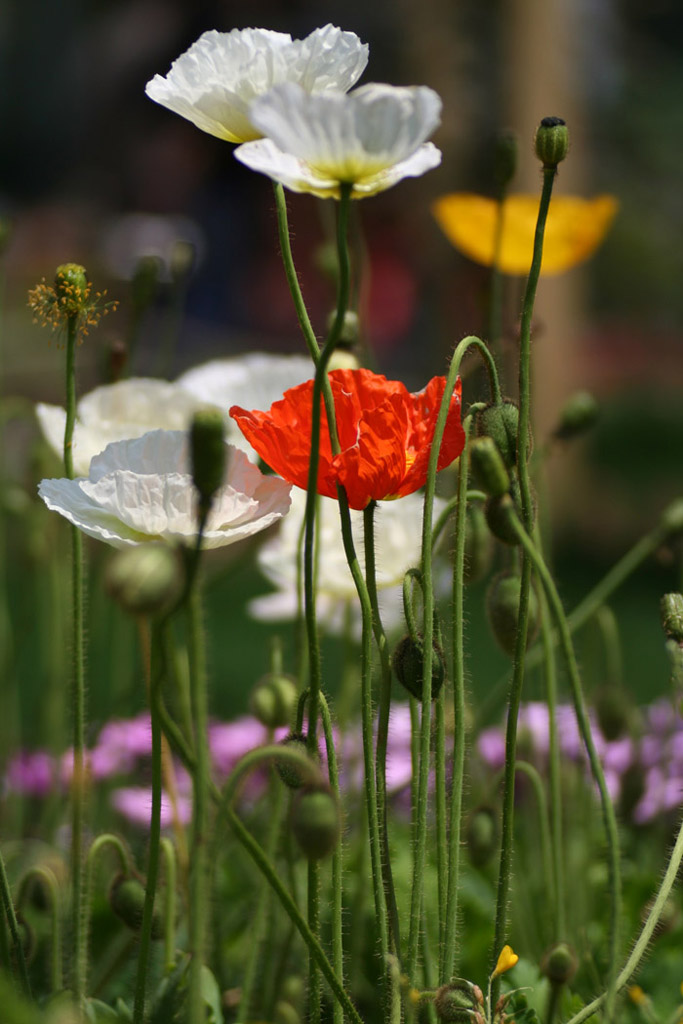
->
36;378;211;478
234;82;442;199
177;353;313;457
145;24;369;144
250;486;444;633
38;430;291;549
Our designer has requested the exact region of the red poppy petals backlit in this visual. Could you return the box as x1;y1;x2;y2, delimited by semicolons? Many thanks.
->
229;368;465;511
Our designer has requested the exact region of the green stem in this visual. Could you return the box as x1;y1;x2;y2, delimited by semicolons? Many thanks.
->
594;605;622;685
0;847;31;995
441;420;471;984
273;182;321;365
159;839;177;973
508;509;621;1020
511;761;555;917
364;501;402;959
133;623;165;1024
18;866;62;993
430;489;486;552
407;335;486;981
318;694;344;1024
563;814;683;1024
434;692;447;959
491;164;557;997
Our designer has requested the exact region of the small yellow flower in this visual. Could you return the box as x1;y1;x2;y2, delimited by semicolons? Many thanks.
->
493;944;519;977
627;985;647;1006
432;193;618;276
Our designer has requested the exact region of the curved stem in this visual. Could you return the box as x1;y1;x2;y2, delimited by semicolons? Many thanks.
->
0;848;31;995
18;866;62;993
272;182;321;365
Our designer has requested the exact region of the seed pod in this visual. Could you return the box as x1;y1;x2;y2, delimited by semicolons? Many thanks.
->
249;673;297;729
392;633;446;700
290;786;340;860
534;116;569;168
486;572;541;656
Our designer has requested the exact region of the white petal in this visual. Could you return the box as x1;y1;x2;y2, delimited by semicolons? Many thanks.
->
235;139;340;198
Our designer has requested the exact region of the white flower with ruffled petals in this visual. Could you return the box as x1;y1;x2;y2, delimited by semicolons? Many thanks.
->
36;378;211;478
235;82;442;199
38;430;291;549
145;25;368;144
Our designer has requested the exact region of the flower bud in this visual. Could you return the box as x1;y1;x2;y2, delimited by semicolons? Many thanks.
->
475;400;520;469
105;544;184;617
553;390;599;441
392;633;446;701
493;130;518;191
485;478;537;546
541;943;577;986
249;673;297;729
326;308;360;348
469;437;510;498
661;593;683;643
109;874;162;938
290;786;340;860
190;409;226;512
276;732;313;790
594;684;630;741
54;263;89;316
466;807;498;867
462;503;494;585
534;116;569;168
327;348;360;372
434;980;483;1022
661;498;683;538
486;572;541;656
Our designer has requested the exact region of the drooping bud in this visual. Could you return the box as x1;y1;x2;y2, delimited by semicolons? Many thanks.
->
475;400;521;469
541;943;578;986
594;685;631;741
190;409;226;514
105;544;184;618
466;807;498;867
462;503;494;585
392;633;446;701
469;437;510;498
485;480;537;546
109;874;162;938
661;593;683;644
434;980;484;1023
493;130;518;192
249;673;297;730
534;116;569;168
486;572;541;656
290;786;341;860
276;732;313;790
553;390;599;441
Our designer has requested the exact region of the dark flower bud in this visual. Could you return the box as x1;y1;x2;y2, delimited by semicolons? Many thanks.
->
553;390;599;441
131;255;162;312
469;437;510;498
594;684;630;741
276;732;313;790
486;572;541;656
105;544;184;618
475;400;520;469
462;503;494;585
290;786;340;860
466;807;498;867
661;593;683;644
54;263;89;315
485;477;537;546
190;409;226;513
434;980;484;1022
661;499;683;538
493;130;518;191
541;943;578;986
534;116;569;168
392;633;446;701
249;673;297;729
109;874;162;938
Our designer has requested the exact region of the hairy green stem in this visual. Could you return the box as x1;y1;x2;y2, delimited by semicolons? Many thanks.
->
0;848;31;995
273;182;321;364
18;866;62;993
159;839;177;973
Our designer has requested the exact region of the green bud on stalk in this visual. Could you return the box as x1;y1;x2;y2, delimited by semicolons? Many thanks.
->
276;732;313;790
475;400;520;469
109;874;163;939
486;572;541;656
392;633;446;700
485;481;537;546
469;437;510;498
190;409;226;514
291;786;341;860
105;544;184;618
249;673;298;729
534;116;569;168
554;390;599;440
541;943;578;986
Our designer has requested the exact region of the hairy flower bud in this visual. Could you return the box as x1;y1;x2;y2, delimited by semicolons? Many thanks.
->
541;943;578;986
466;807;498;867
553;390;599;441
190;409;226;513
485;479;537;546
486;572;540;656
469;437;510;498
290;786;340;860
276;732;313;790
534;116;569;168
462;503;494;585
249;672;297;729
434;980;483;1022
105;544;184;617
661;593;683;644
475;400;520;469
109;874;162;938
392;633;446;700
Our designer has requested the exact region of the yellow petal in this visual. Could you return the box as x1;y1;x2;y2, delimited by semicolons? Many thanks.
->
432;193;618;276
493;944;519;976
628;985;647;1006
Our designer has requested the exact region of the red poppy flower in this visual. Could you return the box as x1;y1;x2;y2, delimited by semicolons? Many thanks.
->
229;368;465;511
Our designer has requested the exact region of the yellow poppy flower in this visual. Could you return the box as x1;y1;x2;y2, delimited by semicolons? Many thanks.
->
432;193;618;276
493;944;519;976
